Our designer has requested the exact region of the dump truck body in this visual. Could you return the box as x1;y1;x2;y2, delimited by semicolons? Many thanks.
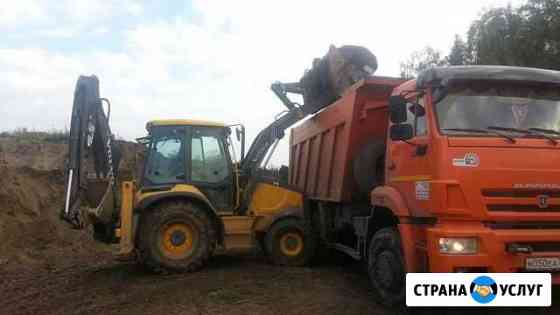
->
290;66;560;305
289;77;404;202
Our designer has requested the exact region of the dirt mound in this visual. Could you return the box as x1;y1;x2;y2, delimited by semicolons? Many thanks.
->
0;138;67;171
0;166;108;269
0;138;139;270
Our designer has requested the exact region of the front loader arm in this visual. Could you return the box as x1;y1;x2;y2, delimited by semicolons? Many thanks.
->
239;45;378;181
236;82;308;212
239;82;305;180
62;75;121;228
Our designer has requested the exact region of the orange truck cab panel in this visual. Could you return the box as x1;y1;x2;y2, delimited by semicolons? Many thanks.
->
384;66;560;283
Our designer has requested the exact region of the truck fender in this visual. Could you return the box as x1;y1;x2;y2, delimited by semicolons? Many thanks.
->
370;186;410;217
370;186;420;272
136;192;226;245
252;207;304;235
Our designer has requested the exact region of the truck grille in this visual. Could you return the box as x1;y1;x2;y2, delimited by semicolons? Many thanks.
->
483;188;560;212
482;189;560;198
486;221;560;229
507;242;560;253
487;204;560;212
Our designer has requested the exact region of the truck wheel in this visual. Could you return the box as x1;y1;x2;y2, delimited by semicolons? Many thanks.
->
137;201;216;273
265;218;316;266
367;227;405;307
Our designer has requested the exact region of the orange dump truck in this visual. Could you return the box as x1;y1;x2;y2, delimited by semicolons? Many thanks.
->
289;66;560;306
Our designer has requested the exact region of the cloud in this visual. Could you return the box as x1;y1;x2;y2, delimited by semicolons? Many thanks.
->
0;0;144;37
0;0;45;28
0;0;528;166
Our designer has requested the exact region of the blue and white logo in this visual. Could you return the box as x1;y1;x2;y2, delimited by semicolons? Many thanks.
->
469;276;497;304
406;273;550;307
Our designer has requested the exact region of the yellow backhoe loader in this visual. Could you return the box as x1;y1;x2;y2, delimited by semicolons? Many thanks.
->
60;45;378;272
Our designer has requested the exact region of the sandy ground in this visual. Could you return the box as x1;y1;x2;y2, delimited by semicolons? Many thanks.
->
1;138;559;315
1;250;559;315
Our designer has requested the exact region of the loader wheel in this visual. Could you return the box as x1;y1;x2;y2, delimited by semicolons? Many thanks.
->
266;218;316;266
368;227;405;307
138;201;216;273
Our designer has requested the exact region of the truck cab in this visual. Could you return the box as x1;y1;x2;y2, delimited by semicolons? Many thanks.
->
384;66;560;278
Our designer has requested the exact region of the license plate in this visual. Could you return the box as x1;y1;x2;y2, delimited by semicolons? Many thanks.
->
526;257;560;271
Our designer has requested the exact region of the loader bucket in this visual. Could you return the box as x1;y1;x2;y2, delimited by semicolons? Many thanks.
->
85;177;116;224
299;45;378;114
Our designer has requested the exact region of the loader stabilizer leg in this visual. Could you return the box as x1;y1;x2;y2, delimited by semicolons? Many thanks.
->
116;181;136;261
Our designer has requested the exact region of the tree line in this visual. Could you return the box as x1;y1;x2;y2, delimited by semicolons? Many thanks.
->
400;0;560;78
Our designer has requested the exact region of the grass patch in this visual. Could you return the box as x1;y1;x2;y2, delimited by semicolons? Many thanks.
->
0;128;69;144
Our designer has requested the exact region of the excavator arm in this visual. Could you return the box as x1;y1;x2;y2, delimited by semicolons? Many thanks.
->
239;81;305;180
62;75;121;229
239;45;378;180
238;45;378;210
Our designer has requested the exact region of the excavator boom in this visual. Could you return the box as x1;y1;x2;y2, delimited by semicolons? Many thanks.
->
62;75;121;228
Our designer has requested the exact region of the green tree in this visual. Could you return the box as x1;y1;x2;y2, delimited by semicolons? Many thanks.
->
518;0;560;69
465;0;560;69
447;35;471;65
400;46;447;79
466;5;524;66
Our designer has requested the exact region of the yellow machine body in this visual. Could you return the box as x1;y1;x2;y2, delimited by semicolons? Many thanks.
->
117;181;304;257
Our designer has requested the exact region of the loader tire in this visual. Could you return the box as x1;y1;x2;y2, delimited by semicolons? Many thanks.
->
367;227;405;307
137;201;216;273
265;218;316;266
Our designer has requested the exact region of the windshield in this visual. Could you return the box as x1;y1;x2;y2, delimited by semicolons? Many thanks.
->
435;83;560;135
143;126;186;186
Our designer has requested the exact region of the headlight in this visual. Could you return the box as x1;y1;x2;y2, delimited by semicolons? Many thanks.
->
439;237;478;254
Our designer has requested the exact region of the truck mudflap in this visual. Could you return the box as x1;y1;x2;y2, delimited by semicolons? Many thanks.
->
425;222;560;284
62;75;121;228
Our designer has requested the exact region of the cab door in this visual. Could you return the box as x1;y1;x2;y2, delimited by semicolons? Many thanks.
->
387;94;432;217
189;126;234;212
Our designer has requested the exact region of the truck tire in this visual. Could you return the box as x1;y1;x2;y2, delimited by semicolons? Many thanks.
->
265;218;317;266
367;227;405;307
137;201;216;273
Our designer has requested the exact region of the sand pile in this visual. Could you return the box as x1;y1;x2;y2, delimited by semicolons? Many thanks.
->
0;138;139;269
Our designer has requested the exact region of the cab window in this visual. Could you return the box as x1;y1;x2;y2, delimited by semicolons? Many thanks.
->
144;127;186;185
415;97;427;136
405;96;427;137
191;127;229;183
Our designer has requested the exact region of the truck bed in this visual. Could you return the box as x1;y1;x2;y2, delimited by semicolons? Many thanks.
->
289;77;404;202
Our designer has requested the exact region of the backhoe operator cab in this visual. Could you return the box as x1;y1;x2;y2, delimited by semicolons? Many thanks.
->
140;120;240;213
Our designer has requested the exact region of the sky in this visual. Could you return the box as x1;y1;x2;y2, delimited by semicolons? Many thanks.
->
0;0;524;165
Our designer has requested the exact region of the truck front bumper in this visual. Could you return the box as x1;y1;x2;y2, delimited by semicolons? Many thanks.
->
425;222;560;284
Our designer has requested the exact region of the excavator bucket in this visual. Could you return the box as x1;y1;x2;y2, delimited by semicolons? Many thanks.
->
299;45;378;114
61;75;121;228
257;45;377;186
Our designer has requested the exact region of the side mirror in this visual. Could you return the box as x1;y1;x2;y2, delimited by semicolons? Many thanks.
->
389;95;408;124
390;124;413;141
408;103;426;117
